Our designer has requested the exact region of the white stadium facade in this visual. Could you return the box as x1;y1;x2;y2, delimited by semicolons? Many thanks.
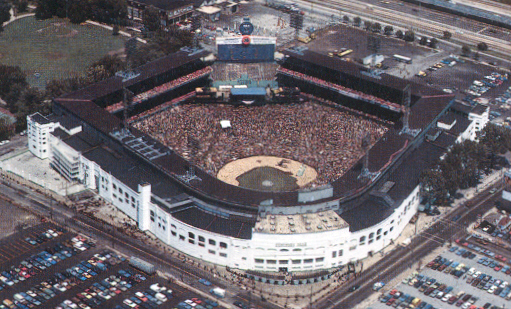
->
26;41;489;279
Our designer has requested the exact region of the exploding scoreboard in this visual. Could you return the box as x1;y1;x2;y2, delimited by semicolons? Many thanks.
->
216;36;276;62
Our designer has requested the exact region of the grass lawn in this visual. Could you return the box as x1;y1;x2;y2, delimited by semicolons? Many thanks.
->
0;17;126;89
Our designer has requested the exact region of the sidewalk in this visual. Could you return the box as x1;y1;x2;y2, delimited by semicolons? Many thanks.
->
85;20;147;44
2;8;34;27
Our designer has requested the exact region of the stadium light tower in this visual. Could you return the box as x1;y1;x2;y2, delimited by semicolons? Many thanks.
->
178;135;202;184
358;132;380;180
289;11;304;39
361;34;382;79
399;84;421;137
115;38;140;133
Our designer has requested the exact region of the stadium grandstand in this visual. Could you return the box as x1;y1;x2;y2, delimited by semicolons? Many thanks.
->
26;21;489;282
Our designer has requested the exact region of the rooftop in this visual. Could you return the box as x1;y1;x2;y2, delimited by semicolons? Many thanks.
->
128;0;193;11
282;49;445;98
62;49;209;102
30;113;51;125
254;210;349;234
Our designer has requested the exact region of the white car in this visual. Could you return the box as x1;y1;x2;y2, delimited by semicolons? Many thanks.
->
473;271;481;278
123;299;137;308
155;292;167;302
442;293;452;302
488;286;498;293
47;229;58;237
461;302;471;309
500;281;509;288
150;283;166;292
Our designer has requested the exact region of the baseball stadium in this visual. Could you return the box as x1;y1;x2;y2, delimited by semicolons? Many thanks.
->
27;19;488;283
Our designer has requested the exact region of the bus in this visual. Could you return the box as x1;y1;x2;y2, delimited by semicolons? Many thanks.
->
337;49;353;58
393;54;412;64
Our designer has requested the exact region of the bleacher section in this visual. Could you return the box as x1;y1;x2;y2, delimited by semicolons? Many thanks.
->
106;67;213;113
62;49;209;109
277;67;402;113
211;63;279;88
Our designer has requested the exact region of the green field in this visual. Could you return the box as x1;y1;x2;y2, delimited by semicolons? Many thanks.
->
0;17;126;88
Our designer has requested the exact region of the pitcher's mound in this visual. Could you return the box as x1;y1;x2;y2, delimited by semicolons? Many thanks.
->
236;166;299;192
217;156;318;191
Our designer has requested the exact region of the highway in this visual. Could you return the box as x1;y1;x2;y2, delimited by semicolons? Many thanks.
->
315;185;502;309
291;0;511;57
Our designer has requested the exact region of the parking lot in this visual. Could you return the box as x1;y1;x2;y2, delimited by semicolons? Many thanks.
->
0;222;225;309
368;244;511;309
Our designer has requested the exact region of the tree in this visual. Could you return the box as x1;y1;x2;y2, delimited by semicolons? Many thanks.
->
395;30;404;39
372;22;382;33
36;0;127;24
85;55;124;83
143;5;161;32
45;76;87;99
14;87;49;131
419;36;428;45
403;30;415;42
342;15;350;23
477;42;488;51
13;0;28;13
478;123;511;155
364;21;373;31
383;25;393;35
443;30;451;40
68;0;89;24
353;16;361;27
35;0;66;20
0;0;11;32
89;0;127;25
0;65;27;100
429;38;438;49
420;168;449;204
0;117;14;141
129;28;193;67
461;44;471;57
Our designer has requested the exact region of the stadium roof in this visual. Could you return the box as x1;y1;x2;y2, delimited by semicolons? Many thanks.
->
282;49;445;98
51;48;458;216
61;49;209;101
171;206;254;239
340;139;446;232
54;98;121;135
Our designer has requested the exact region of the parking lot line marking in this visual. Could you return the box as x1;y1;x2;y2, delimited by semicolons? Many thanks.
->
17;242;31;250
0;247;14;257
0;245;18;255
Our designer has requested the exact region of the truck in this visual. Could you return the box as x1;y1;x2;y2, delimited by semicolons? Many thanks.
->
210;287;226;298
129;257;156;275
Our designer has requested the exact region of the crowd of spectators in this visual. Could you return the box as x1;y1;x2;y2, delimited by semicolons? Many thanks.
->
132;99;389;186
106;67;213;113
278;67;402;112
211;63;279;82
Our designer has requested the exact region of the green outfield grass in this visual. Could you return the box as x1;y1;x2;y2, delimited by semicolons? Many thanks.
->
0;17;126;89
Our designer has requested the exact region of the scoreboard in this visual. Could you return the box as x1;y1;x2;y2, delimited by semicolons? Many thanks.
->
216;36;276;62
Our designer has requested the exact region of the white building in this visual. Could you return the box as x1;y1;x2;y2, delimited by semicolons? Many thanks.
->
24;48;482;277
25;104;443;274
